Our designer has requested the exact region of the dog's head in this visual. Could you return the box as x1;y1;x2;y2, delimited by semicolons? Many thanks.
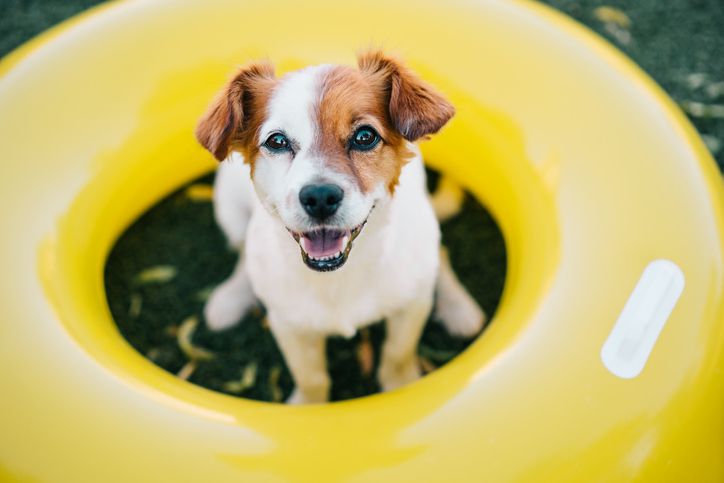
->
196;50;454;272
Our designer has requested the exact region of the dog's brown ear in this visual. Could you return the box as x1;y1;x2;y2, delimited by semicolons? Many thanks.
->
195;62;276;161
358;50;454;141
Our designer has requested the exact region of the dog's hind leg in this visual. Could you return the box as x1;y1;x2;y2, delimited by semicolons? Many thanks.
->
204;156;256;331
433;246;486;338
430;174;465;223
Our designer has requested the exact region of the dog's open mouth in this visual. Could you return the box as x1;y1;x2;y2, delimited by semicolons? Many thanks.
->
289;222;366;272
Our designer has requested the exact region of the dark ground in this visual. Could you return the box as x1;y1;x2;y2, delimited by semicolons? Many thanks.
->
103;171;506;402
2;0;722;171
3;1;721;402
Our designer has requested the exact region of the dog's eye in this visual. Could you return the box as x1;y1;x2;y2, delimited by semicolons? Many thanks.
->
350;126;380;151
264;133;291;152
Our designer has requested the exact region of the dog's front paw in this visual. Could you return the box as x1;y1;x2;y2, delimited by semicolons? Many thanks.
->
203;282;255;331
285;387;328;405
378;358;422;392
434;290;486;338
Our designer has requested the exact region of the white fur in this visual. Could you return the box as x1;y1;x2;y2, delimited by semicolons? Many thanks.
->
205;65;484;404
252;66;374;237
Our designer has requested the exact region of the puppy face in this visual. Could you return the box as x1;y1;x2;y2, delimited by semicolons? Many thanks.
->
196;51;454;272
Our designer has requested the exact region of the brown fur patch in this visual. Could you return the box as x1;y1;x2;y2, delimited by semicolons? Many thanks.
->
197;52;453;189
357;50;455;142
314;51;454;193
314;65;411;194
195;62;277;164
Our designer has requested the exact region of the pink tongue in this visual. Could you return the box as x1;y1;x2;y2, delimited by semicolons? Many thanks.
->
301;229;345;258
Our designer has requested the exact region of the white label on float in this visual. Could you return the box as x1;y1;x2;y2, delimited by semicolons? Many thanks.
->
601;259;685;379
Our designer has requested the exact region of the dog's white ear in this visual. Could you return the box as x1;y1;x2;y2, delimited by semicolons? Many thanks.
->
196;62;276;161
358;50;454;141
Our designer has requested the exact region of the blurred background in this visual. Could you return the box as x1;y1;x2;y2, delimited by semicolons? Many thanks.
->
1;0;723;174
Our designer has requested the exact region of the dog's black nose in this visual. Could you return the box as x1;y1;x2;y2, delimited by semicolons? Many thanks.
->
299;184;344;220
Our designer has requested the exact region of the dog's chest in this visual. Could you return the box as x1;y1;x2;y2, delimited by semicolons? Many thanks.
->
279;266;406;336
246;210;438;338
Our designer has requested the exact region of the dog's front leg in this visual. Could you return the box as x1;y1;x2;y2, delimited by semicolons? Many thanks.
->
269;318;330;404
378;296;433;392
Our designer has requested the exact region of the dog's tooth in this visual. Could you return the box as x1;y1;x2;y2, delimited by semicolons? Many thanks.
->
342;235;349;248
300;237;309;254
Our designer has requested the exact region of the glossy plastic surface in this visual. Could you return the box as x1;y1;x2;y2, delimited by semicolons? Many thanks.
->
0;0;723;481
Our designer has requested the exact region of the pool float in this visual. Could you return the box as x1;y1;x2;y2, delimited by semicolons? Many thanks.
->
1;0;723;481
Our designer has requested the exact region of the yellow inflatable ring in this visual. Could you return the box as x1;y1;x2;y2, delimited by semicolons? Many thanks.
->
1;0;723;480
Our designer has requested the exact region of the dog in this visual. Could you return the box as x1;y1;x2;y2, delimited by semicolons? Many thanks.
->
195;50;485;404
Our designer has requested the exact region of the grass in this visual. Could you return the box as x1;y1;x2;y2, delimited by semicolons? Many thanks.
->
3;0;722;171
104;171;507;402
